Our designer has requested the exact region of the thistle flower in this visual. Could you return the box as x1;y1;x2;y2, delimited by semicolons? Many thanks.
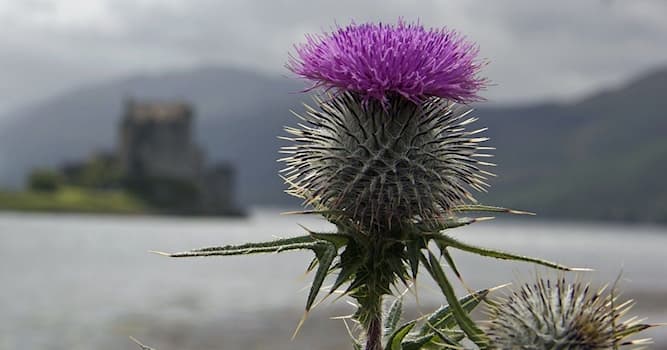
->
163;19;581;350
281;92;493;232
287;20;487;104
486;278;653;349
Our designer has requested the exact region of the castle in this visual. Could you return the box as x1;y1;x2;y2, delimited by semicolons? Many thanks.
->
117;99;239;215
119;101;201;180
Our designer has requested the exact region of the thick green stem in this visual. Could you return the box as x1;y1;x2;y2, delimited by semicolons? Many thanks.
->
354;278;384;350
364;307;383;350
354;245;389;350
353;231;405;350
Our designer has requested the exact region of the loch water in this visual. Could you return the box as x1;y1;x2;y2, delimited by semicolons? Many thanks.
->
1;209;665;349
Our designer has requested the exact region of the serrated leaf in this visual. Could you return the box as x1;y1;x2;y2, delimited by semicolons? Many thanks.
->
434;235;576;271
441;248;461;281
384;298;403;338
156;235;317;257
309;231;350;248
420;251;488;348
451;204;535;216
427;327;465;348
401;334;434;350
438;329;466;343
305;243;337;311
418;288;490;335
418;217;480;232
387;321;416;350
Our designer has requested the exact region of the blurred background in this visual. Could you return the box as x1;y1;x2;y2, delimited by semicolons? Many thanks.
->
0;0;665;349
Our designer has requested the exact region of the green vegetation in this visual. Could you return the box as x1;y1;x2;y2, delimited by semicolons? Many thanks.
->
0;152;210;215
28;169;63;192
0;153;202;215
66;155;123;189
125;176;201;212
0;186;148;214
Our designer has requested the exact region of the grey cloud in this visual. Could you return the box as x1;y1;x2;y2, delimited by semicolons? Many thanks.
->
1;0;666;115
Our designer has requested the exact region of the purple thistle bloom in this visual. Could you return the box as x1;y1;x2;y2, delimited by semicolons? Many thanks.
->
287;20;488;104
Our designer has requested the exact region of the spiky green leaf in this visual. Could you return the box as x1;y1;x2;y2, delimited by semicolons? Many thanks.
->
155;235;317;257
309;231;350;248
401;334;435;350
418;288;490;335
451;204;534;216
384;298;404;338
420;251;488;348
434;235;577;271
417;217;481;232
424;328;464;348
305;243;337;311
387;321;416;350
440;248;462;281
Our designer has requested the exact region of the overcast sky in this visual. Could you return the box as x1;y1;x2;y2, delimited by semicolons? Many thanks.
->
1;0;666;116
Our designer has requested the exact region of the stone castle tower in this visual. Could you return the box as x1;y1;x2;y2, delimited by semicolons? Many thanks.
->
118;99;239;215
119;100;202;180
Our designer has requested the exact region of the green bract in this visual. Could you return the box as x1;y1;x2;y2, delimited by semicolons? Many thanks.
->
281;93;493;233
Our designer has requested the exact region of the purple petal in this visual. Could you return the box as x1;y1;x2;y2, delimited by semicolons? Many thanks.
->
287;20;488;104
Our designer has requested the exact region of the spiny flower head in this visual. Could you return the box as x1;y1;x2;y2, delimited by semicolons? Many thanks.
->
280;92;493;233
486;278;653;349
287;20;487;105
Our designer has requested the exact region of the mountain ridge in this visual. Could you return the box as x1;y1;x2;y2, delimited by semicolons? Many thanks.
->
1;65;665;222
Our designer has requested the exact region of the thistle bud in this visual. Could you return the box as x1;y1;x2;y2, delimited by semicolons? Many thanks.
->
486;278;653;349
281;92;492;232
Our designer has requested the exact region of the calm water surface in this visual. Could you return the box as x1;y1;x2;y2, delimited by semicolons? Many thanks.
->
1;209;665;349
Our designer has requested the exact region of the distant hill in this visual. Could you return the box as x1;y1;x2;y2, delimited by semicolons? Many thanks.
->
0;66;665;222
478;68;667;222
0;67;305;205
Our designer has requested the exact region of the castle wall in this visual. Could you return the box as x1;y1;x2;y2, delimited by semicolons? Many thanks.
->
117;99;240;215
119;102;202;181
201;163;235;214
